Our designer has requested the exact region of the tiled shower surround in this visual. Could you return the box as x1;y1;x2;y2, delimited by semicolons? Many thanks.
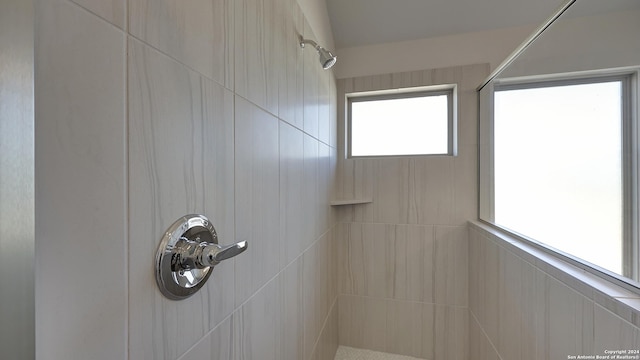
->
35;0;640;359
37;0;338;358
333;65;487;360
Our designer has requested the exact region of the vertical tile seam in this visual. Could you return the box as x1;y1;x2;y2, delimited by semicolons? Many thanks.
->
124;6;129;357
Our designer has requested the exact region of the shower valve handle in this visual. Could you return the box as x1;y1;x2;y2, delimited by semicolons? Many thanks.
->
199;241;248;267
156;214;249;300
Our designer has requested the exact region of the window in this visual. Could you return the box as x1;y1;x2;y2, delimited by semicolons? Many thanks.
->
484;74;637;279
347;86;456;157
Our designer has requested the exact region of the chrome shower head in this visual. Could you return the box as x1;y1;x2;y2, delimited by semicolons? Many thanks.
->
318;47;337;69
299;37;337;70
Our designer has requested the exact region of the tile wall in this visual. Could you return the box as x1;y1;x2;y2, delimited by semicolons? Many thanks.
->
35;0;338;359
334;64;490;360
469;222;640;360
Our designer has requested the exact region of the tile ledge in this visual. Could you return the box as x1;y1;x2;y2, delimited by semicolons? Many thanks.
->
330;198;373;206
468;220;640;326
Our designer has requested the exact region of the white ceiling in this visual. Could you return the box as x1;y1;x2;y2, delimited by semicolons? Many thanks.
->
326;0;566;49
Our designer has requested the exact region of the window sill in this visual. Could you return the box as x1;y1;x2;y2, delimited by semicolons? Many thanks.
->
469;220;640;327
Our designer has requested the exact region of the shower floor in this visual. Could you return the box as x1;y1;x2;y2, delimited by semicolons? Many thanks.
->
334;346;427;360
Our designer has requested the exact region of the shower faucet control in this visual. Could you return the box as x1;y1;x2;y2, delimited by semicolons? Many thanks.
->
155;214;248;300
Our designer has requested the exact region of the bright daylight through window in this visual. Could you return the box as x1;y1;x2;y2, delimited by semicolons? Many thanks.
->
492;77;630;276
348;87;454;157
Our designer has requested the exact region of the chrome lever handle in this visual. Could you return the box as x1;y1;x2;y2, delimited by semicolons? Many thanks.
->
155;214;249;300
199;240;248;267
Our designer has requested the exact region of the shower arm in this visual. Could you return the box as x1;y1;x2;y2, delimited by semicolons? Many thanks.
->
299;37;321;51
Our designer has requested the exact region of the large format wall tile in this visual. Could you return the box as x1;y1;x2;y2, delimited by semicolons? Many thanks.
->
234;96;281;306
280;122;306;266
338;223;467;306
318;142;331;236
318;68;332;145
338;295;468;360
129;0;233;87
234;276;283;360
303;232;334;360
235;0;280;114
277;0;304;129
302;21;320;138
35;1;126;358
282;258;305;360
312;299;339;360
128;39;236;359
469;313;500;360
469;224;640;360
303;134;319;249
177;316;234;360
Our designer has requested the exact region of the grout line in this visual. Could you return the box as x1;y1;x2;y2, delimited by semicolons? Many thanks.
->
64;0;124;32
310;295;339;359
126;33;229;91
468;308;504;360
124;18;130;360
337;293;469;309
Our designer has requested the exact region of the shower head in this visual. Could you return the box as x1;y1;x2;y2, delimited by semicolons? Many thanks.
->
299;37;337;70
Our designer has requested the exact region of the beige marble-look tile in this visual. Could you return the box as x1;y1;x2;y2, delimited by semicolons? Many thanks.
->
430;303;469;360
318;142;331;236
312;299;339;360
330;77;338;149
495;246;522;360
469;312;500;360
434;226;468;306
202;79;237;326
128;39;236;359
303;134;319;248
277;0;304;129
71;0;124;29
339;296;468;360
341;223;467;305
177;316;234;360
318;69;332;145
468;228;482;317
481;234;500;344
338;295;387;353
593;304;640;353
234;276;282;360
234;96;281;306
329;147;339;227
389;225;435;302
385;299;425;358
334;157;374;212
129;0;233;87
36;1;126;358
235;0;280;114
368;157;455;225
546;276;595;359
303;232;332;360
302;21;320;138
519;257;541;360
453;145;478;225
281;258;304;360
280;121;305;266
340;223;393;298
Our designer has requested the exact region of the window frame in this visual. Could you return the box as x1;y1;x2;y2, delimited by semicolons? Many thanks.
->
346;85;456;158
480;68;640;286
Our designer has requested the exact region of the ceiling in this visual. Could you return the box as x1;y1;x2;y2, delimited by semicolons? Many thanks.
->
326;0;567;49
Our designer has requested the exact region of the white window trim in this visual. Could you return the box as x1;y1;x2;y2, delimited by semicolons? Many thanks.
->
345;84;457;159
479;67;640;293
